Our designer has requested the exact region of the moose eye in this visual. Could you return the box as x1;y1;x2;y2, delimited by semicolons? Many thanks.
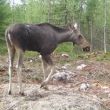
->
78;35;83;39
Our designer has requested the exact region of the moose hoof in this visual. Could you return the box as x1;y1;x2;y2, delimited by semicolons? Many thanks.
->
40;81;46;88
19;92;25;96
8;90;12;95
40;82;49;90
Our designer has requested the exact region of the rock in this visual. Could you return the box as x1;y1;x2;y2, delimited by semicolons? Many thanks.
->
52;72;68;82
101;86;110;93
51;71;73;83
61;65;67;70
108;93;110;98
80;83;90;91
29;59;33;63
61;53;69;58
76;64;87;70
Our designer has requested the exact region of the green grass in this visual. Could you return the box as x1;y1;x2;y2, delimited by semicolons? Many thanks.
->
0;40;7;55
24;51;39;58
55;42;83;59
96;52;110;61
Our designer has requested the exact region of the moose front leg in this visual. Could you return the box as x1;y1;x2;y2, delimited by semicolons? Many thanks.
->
40;55;54;89
41;56;48;80
41;66;54;89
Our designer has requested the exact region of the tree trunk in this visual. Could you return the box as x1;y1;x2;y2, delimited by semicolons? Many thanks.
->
12;0;15;23
64;0;67;25
90;20;93;52
104;0;107;53
48;0;51;23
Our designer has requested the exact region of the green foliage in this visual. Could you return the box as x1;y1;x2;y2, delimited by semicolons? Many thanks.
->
0;0;11;38
1;0;110;56
86;0;98;20
13;0;52;23
0;40;7;55
0;0;11;55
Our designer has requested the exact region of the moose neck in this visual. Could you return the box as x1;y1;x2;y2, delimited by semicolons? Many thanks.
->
57;30;73;44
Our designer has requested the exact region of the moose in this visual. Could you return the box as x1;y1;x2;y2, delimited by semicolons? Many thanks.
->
5;23;90;95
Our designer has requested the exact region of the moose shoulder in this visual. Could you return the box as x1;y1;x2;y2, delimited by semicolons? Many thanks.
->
5;23;90;95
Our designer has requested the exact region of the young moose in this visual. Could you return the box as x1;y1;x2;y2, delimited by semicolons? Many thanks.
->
5;23;90;95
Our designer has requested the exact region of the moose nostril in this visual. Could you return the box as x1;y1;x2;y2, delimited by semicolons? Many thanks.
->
86;47;89;51
83;47;90;52
83;48;86;51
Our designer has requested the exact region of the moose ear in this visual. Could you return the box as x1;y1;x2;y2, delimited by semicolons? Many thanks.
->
68;23;78;30
74;23;78;30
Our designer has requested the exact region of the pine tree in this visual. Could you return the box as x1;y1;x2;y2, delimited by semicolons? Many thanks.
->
0;0;11;38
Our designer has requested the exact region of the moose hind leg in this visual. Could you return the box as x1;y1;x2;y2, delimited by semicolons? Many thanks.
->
41;55;54;88
8;47;15;95
16;50;24;95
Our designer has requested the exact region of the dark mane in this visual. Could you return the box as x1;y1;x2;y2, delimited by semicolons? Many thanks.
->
37;23;68;32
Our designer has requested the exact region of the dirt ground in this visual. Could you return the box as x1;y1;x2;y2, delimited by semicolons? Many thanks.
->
0;53;110;110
